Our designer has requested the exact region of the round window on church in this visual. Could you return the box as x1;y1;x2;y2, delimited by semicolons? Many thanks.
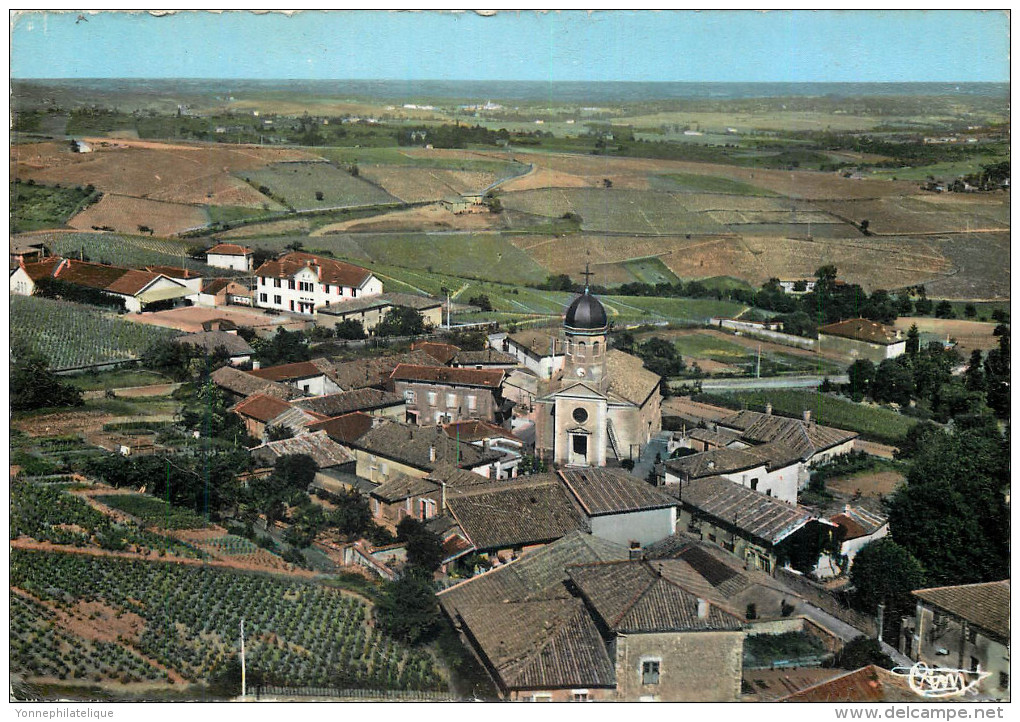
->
572;407;589;424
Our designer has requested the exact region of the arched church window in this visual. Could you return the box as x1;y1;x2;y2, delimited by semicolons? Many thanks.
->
593;341;600;357
578;341;586;359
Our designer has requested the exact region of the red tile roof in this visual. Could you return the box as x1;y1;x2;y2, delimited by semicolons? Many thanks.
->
231;393;295;423
144;265;203;279
254;251;373;287
21;257;172;297
248;359;333;382
105;268;166;295
410;340;460;365
441;419;519;443
819;318;902;345
389;363;503;388
207;243;253;256
779;666;920;703
306;412;375;443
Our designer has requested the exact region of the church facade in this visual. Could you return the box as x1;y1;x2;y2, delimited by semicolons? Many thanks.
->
533;287;662;467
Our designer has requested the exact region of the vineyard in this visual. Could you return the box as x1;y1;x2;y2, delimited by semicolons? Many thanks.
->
17;231;220;273
11;550;445;692
11;480;203;558
10;295;181;370
95;494;211;530
241;162;397;211
67;194;210;237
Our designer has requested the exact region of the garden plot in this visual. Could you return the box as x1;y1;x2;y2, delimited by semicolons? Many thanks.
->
241;162;398;210
68;194;209;237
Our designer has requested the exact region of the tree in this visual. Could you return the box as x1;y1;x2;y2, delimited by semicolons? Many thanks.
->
315;191;324;201
142;338;195;381
846;359;875;400
859;219;870;235
871;358;914;406
893;420;941;460
635;337;685;378
905;324;921;356
963;349;985;392
850;538;926;637
252;328;310;366
329;489;372;538
10;342;83;412
272;454;318;492
265;424;293;442
467;294;493;312
886;424;1009;586
376;306;427;337
828;636;895;670
334;319;366;340
934;300;955;319
964;303;977;318
396;517;444;573
374;570;441;645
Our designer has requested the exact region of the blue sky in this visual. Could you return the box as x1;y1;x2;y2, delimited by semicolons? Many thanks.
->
10;10;1010;82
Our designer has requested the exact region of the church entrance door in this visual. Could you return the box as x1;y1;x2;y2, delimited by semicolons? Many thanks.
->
570;433;588;466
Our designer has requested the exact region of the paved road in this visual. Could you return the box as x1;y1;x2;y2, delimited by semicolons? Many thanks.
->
632;431;671;481
799;603;913;667
691;374;848;391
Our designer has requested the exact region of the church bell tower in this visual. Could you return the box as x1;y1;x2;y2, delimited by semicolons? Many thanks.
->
562;264;609;392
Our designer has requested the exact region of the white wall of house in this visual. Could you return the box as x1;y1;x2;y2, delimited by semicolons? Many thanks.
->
207;252;253;271
589;507;676;547
721;463;799;504
286;374;343;396
501;339;564;380
256;267;382;316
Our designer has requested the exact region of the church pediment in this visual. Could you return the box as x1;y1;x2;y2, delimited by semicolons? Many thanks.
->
553;381;609;400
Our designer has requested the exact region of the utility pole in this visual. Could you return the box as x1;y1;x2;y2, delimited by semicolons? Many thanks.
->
240;618;246;699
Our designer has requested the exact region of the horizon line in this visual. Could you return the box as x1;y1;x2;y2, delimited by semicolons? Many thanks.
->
12;77;1009;85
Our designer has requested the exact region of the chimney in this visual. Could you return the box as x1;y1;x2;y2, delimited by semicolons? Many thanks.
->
697;598;709;619
252;360;261;370
316;264;322;281
802;409;811;424
764;402;773;416
429;445;437;463
629;540;642;561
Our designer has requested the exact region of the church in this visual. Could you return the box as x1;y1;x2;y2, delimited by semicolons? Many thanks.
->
531;278;662;467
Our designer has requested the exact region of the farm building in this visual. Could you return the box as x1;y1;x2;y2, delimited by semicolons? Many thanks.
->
387;363;509;427
558;467;677;547
196;278;255;308
230;393;326;441
10;238;49;266
907;580;1010;701
174;330;253;366
209;365;304;404
144;265;204;295
663;442;802;504
205;243;254;272
316;292;442;332
533;287;662;466
247;358;343;396
817;318;906;362
254;251;382;316
10;257;192;312
292;388;406;421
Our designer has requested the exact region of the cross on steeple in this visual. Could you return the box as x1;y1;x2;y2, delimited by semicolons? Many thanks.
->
581;261;594;292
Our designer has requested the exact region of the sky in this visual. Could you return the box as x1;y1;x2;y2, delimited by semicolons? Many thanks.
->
9;10;1011;83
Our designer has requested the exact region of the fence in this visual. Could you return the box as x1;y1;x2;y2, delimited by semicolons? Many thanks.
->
256;685;455;701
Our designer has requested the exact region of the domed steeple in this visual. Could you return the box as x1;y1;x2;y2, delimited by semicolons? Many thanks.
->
564;263;608;333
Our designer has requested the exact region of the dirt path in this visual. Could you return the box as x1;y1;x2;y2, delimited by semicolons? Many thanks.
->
82;383;181;400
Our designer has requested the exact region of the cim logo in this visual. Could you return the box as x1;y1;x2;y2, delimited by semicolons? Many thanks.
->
891;662;991;699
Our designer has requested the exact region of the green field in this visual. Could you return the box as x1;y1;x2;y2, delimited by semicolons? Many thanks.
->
95;494;210;530
67;368;169;391
241;162;398;211
648;172;778;196
499;188;729;235
10;296;181;371
693;389;918;445
11;182;98;233
11;549;444;691
665;332;842;376
622;256;681;284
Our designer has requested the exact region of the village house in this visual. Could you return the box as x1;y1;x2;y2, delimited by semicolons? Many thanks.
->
558;467;677;547
410;340;461;365
10;257;192;312
441;419;526;458
329;350;446;391
144;265;204;296
249;430;357;488
814;504;889;579
533;287;662;465
437;532;748;702
230;393;326;441
388;364;509;426
209;365;304;404
292;388;406;421
368;463;491;530
498;328;566;379
196;278;255;308
173;330;254;366
247;358;343;396
336;419;516;486
817;318;906;362
317;292;443;332
205;243;255;272
665;475;836;575
664;442;802;503
907;580;1010;700
254;251;382;316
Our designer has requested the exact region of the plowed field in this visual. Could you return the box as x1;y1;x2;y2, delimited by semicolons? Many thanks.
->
68;194;208;236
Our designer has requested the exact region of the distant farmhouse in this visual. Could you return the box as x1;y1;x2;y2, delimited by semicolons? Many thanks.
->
817;318;906;362
205;243;254;272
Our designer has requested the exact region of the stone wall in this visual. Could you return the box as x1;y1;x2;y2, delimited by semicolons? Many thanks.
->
614;630;744;701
